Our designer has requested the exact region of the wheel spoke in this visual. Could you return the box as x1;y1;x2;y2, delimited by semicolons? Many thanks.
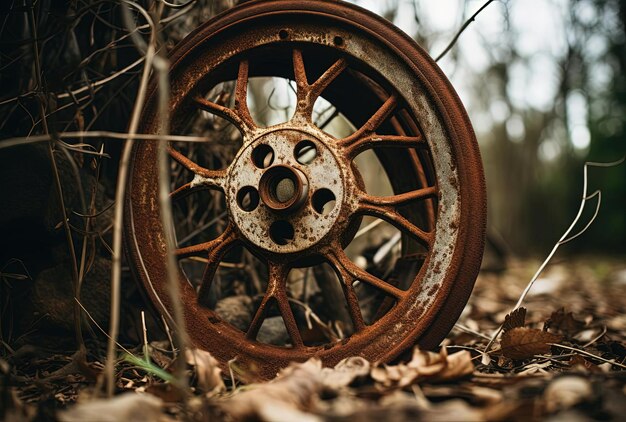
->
292;49;308;92
234;60;256;130
170;182;198;201
360;186;437;207
245;262;303;347
193;93;256;136
168;145;225;181
358;202;432;247
339;94;397;148
175;224;237;259
275;288;304;347
328;245;407;301
246;294;273;340
342;134;425;157
310;58;347;97
324;249;365;332
292;49;347;121
196;226;239;304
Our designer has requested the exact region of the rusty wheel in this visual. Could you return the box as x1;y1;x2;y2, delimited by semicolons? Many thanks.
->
126;0;486;380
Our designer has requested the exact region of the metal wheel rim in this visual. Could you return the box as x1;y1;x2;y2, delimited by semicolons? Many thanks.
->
125;0;486;380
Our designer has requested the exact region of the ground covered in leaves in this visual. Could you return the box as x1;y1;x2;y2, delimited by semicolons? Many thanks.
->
2;257;626;421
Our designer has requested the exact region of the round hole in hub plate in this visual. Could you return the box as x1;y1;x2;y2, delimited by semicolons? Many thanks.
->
251;144;274;169
312;188;336;216
237;186;260;212
294;140;317;165
269;220;295;245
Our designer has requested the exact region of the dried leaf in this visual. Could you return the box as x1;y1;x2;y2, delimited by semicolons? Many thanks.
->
58;393;163;422
222;359;323;420
500;327;562;359
544;308;587;336
320;356;370;389
502;307;526;333
185;349;225;394
371;347;473;387
568;354;601;372
544;376;592;412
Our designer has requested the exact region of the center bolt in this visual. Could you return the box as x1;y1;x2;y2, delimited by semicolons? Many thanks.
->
258;165;309;213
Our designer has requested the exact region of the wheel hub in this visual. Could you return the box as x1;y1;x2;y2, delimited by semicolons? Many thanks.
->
226;127;348;254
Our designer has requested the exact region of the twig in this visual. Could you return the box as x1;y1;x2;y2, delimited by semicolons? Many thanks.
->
0;131;214;150
435;0;497;62
141;311;150;363
28;2;85;356
154;28;190;390
354;219;383;239
481;157;625;364
551;343;626;370
104;0;158;398
583;325;607;348
453;323;492;341
74;299;133;356
228;357;238;391
161;315;178;360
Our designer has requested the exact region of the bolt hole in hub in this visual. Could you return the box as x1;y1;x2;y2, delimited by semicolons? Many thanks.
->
251;144;274;169
311;188;336;216
294;139;317;165
127;0;486;381
236;186;260;212
269;220;295;245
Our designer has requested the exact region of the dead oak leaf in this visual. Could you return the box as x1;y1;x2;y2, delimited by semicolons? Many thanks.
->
221;358;323;421
321;356;370;389
544;307;587;337
500;327;562;360
371;347;473;387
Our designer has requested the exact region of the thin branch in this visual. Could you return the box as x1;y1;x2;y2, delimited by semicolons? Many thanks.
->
28;2;85;358
105;0;158;398
551;343;626;370
0;131;214;150
435;0;497;62
481;157;625;363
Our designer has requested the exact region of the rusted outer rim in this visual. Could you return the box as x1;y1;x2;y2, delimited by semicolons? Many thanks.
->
170;0;486;353
126;0;487;379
